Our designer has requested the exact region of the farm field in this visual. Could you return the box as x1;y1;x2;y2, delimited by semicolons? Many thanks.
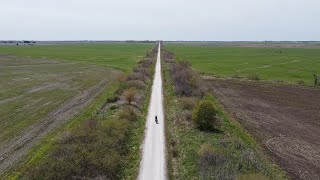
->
0;55;119;144
167;43;320;85
0;43;152;175
161;47;286;179
205;79;320;179
0;43;152;72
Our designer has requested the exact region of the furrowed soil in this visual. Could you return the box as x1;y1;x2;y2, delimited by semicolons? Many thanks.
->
0;55;119;175
205;79;320;179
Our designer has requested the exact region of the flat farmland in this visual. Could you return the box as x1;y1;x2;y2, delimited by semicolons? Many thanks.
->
0;43;152;72
205;79;320;179
0;43;152;174
167;44;320;84
166;43;320;179
0;56;118;143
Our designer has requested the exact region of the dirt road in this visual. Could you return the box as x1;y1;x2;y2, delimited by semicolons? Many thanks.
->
138;44;166;180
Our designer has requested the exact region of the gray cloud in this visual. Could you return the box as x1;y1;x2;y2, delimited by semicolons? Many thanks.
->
1;0;319;40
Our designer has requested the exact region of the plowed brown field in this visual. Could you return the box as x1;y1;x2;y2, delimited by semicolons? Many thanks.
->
205;79;320;180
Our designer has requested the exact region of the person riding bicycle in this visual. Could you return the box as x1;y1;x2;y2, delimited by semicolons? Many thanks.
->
155;115;158;124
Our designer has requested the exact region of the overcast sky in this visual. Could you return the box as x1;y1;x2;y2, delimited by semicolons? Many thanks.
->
1;0;319;41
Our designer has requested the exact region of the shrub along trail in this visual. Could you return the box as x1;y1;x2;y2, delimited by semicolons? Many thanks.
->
139;44;166;180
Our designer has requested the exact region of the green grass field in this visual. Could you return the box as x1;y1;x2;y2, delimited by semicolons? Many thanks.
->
0;56;119;144
0;43;152;145
167;44;320;84
0;43;152;72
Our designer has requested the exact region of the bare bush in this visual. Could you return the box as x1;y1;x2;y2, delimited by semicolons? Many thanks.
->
123;88;137;104
162;49;175;63
134;67;151;77
138;58;154;68
126;80;146;89
128;71;147;82
117;73;127;83
171;60;203;97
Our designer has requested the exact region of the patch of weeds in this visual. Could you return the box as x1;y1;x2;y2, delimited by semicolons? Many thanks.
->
247;74;261;81
117;108;138;122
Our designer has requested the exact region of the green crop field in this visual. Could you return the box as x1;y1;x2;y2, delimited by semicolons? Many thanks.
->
0;43;152;72
167;44;320;84
0;43;151;149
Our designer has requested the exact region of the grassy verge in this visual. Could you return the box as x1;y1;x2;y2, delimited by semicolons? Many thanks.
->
161;46;287;179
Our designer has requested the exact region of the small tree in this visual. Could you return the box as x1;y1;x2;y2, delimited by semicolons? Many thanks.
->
192;100;220;130
124;88;137;105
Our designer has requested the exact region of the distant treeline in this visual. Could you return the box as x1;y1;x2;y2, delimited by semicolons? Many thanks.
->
0;40;157;44
1;40;36;44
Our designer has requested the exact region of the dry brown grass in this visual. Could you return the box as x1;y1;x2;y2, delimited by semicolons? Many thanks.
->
123;88;137;105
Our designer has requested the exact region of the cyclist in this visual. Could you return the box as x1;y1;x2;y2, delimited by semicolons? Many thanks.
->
155;115;158;124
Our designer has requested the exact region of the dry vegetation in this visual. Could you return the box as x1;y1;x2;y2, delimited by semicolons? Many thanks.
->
170;60;204;97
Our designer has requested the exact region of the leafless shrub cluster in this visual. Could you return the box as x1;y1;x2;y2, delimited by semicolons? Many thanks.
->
117;73;128;82
171;60;203;97
123;88;137;105
128;51;155;84
128;71;147;83
126;80;146;89
162;48;175;63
